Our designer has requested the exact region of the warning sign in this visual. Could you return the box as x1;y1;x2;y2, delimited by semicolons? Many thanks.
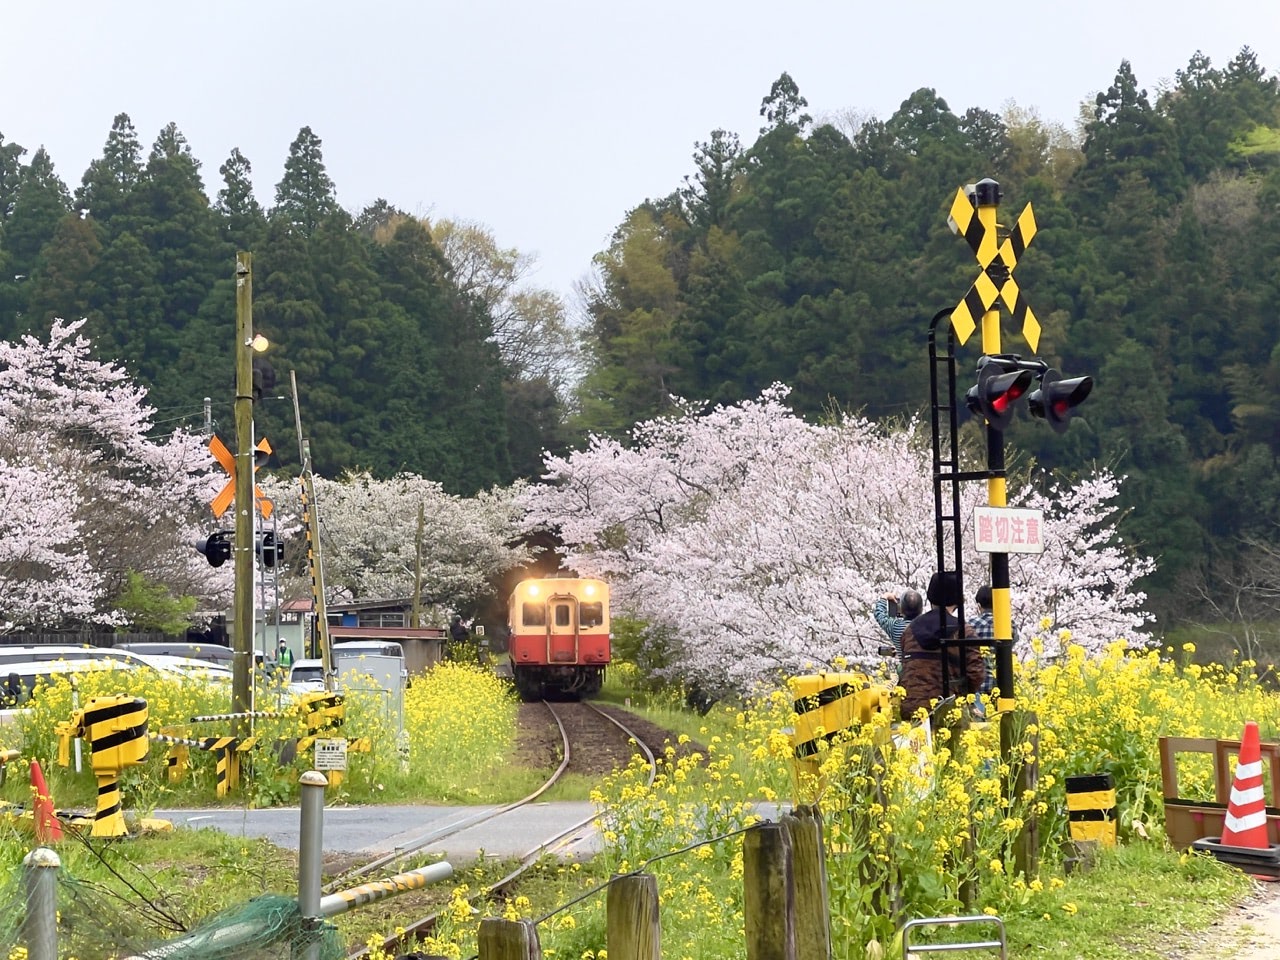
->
974;506;1045;554
313;738;348;771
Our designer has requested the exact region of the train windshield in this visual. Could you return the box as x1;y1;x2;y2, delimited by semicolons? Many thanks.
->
522;602;546;626
581;603;603;627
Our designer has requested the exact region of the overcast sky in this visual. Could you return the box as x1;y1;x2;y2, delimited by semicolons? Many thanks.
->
4;2;1278;306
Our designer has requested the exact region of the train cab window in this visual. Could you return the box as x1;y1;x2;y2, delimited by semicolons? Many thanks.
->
554;604;572;627
581;603;604;627
522;603;546;626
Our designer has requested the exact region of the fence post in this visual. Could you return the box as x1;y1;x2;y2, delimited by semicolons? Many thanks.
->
479;917;542;960
744;822;796;960
606;873;660;960
1003;709;1040;876
298;770;328;960
785;806;830;960
22;847;60;960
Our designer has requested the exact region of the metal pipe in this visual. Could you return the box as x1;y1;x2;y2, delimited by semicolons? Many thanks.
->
319;862;455;917
299;770;327;960
22;847;60;960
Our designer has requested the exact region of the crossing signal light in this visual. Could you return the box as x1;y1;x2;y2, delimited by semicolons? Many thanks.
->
256;531;284;569
966;358;1033;431
195;530;233;567
1029;369;1093;434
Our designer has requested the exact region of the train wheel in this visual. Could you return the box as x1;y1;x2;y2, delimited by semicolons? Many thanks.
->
513;668;541;702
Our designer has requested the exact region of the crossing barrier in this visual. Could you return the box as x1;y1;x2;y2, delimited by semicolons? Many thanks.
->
55;696;149;837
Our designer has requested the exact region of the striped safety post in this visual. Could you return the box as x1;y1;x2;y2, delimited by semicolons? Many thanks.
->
789;673;889;775
55;696;149;838
1066;772;1117;846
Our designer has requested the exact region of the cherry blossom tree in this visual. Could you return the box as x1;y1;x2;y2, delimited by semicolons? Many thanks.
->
520;386;1155;691
258;471;531;616
0;318;221;630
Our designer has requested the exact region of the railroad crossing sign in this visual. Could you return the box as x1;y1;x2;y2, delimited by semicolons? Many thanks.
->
948;189;1042;353
209;435;274;519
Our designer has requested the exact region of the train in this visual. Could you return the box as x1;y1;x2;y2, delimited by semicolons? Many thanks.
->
506;576;611;700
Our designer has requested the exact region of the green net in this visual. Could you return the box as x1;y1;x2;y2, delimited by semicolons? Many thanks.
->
0;854;345;960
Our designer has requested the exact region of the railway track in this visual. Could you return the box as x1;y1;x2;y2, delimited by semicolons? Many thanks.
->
342;699;658;960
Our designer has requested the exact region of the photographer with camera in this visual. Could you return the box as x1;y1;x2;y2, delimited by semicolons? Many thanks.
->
873;588;923;661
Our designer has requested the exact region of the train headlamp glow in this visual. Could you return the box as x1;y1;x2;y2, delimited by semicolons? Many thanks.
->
584;584;596;597
526;583;539;597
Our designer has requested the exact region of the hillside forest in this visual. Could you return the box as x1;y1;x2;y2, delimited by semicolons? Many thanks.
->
2;48;1280;624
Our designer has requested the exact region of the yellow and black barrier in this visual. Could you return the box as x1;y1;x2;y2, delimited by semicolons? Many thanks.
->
56;696;149;837
789;673;889;761
152;732;260;796
1066;772;1117;846
160;692;366;794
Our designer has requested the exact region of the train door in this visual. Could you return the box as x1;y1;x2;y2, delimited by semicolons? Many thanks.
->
546;592;579;664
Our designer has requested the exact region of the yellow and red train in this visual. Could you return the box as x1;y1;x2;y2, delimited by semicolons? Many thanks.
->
506;576;610;699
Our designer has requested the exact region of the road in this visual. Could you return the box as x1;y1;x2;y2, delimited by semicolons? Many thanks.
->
153;801;603;863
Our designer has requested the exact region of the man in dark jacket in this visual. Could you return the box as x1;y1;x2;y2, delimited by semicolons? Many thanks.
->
898;571;986;721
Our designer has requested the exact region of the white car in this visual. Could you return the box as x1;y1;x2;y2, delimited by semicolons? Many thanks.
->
287;659;327;696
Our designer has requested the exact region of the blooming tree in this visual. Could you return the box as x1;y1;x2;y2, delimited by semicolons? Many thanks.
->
0;319;221;630
520;386;1155;691
258;471;532;614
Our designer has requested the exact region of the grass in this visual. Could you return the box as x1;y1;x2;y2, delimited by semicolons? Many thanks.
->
0;651;1275;960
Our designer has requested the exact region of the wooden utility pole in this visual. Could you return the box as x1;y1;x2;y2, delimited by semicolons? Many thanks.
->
233;252;255;725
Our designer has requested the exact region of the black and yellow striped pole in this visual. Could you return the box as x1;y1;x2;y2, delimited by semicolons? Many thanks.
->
1066;773;1117;846
947;178;1041;711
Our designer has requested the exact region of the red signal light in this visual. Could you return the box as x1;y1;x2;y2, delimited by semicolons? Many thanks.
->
966;360;1033;431
1030;369;1093;434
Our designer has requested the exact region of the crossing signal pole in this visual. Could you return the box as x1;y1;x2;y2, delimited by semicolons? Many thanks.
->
946;177;1095;876
948;178;1033;713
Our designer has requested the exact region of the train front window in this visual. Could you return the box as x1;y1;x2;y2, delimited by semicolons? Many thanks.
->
522;603;546;626
554;604;572;627
581;602;603;627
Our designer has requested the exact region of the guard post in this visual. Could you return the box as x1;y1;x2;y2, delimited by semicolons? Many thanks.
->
56;695;149;837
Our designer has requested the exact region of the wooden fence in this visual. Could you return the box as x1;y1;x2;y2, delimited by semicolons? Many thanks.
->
479;807;829;960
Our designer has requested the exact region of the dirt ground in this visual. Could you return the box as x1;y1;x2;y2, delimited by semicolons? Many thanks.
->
1190;883;1280;960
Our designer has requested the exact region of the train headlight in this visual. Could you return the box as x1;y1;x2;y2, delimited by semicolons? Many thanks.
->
527;583;539;597
584;584;596;597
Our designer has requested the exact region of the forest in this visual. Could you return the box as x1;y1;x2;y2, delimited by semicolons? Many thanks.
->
1;46;1279;624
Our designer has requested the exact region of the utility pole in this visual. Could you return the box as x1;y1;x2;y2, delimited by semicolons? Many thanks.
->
233;252;255;726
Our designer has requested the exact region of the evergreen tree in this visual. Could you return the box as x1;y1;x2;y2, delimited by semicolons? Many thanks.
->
4;148;71;285
75;112;144;229
1072;60;1186;220
216;147;267;248
0;132;25;224
273;126;338;237
24;213;102;328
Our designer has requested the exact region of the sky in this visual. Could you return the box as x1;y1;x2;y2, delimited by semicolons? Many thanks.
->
4;1;1279;308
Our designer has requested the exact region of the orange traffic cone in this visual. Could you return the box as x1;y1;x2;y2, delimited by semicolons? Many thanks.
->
1221;721;1268;850
29;759;62;843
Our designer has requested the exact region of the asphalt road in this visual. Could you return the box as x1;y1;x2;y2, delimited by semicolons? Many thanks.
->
153;801;603;863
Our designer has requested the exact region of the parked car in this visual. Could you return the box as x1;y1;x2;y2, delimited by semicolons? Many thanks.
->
0;658;142;726
114;641;234;666
287;659;326;695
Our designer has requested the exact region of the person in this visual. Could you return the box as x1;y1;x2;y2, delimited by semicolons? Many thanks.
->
450;615;469;645
898;572;986;721
873;588;923;660
967;585;1013;699
277;638;294;670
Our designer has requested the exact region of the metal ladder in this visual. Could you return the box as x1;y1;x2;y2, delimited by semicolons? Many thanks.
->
902;915;1007;959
